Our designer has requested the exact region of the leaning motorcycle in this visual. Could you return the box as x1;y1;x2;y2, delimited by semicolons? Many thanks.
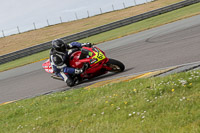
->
42;46;125;86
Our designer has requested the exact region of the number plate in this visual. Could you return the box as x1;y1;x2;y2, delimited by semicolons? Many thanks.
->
92;49;106;63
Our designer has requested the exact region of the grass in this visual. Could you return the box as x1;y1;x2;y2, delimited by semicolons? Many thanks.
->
0;0;183;55
79;2;200;43
0;69;200;132
0;50;49;72
1;2;200;72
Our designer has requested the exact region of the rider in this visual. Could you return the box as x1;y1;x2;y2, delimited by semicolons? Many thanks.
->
50;39;92;86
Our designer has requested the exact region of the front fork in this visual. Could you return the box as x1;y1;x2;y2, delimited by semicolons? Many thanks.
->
102;58;113;71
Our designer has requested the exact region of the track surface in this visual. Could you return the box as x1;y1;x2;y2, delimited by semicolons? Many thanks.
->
1;15;200;104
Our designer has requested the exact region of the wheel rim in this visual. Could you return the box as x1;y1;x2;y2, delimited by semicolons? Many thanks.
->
109;64;121;72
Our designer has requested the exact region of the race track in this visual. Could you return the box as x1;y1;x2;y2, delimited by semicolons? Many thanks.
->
1;15;200;104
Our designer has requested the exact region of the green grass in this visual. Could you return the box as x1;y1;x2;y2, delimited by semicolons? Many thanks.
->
79;2;200;43
0;69;200;132
1;2;200;72
0;50;49;72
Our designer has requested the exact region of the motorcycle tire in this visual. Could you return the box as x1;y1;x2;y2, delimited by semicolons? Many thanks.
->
106;58;125;72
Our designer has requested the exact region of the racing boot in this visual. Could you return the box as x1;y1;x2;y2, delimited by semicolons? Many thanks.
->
66;77;75;87
73;76;81;85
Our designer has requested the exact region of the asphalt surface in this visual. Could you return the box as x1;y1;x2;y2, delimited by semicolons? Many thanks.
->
1;15;200;104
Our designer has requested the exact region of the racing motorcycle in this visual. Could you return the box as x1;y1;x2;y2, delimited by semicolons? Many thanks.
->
42;46;125;86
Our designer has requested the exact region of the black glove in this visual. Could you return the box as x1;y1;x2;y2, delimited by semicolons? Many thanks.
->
82;43;92;47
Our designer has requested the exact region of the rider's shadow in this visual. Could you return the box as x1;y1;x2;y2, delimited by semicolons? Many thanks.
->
81;67;134;83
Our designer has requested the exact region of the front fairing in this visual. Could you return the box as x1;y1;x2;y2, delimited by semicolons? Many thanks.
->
69;47;109;76
69;51;83;68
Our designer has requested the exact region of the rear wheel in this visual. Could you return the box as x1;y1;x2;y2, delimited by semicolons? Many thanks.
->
106;58;125;72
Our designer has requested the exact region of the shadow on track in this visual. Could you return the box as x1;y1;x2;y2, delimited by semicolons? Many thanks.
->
77;67;134;84
64;67;135;90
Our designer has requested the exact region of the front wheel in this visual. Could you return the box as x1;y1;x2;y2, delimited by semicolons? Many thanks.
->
106;58;125;72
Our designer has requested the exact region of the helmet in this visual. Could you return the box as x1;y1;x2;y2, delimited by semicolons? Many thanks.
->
52;39;66;52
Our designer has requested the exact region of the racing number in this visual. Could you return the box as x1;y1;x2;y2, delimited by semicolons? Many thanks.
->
97;53;104;59
92;49;105;63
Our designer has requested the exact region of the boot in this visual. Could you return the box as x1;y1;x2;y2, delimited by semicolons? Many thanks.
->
66;78;75;87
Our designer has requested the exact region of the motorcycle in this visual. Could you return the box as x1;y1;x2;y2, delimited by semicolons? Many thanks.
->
42;46;125;86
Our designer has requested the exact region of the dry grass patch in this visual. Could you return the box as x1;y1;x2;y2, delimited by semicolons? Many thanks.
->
0;0;183;55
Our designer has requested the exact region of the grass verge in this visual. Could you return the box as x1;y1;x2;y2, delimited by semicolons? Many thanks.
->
0;50;49;72
79;2;200;44
0;69;200;132
1;2;200;72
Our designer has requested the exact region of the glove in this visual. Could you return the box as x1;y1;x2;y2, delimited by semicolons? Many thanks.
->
82;43;92;47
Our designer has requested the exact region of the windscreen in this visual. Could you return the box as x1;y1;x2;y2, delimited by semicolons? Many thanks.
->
79;48;93;59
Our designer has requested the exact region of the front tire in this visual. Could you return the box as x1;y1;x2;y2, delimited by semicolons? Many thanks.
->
106;58;125;72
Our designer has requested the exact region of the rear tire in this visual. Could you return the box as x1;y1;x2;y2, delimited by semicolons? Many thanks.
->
106;58;125;72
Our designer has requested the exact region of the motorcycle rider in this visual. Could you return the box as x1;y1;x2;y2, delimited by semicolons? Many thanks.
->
50;39;92;86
